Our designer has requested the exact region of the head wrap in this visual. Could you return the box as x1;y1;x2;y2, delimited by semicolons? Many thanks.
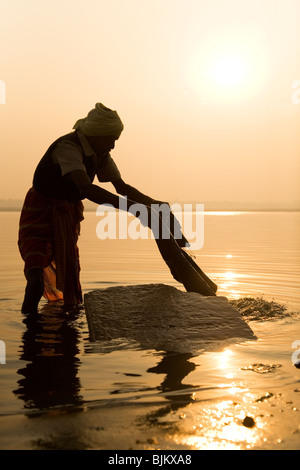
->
73;103;124;138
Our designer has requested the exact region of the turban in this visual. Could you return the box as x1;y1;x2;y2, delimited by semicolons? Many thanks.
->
73;103;124;138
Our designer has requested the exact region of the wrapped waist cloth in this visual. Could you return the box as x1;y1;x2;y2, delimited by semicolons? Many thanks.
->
18;187;84;305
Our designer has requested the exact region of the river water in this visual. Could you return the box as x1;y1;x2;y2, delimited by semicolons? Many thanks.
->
0;210;299;450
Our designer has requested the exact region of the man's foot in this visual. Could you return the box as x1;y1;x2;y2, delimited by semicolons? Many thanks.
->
21;268;44;314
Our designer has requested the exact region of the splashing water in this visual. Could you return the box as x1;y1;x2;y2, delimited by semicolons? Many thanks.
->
230;297;296;322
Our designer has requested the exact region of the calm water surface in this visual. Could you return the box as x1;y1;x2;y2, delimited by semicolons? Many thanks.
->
0;210;299;450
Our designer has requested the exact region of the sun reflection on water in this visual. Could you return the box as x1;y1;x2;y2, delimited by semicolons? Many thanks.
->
172;395;264;450
166;345;267;450
218;348;234;370
216;270;246;299
223;271;236;280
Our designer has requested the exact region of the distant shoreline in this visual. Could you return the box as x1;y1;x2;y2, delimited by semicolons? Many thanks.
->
1;203;299;213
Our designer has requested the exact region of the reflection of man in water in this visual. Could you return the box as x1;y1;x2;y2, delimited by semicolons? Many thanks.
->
18;103;178;314
145;353;197;424
14;305;82;412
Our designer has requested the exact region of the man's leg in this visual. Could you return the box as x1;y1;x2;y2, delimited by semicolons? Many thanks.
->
21;267;44;314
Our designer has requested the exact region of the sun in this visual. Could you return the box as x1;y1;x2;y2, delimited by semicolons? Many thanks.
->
186;28;269;104
210;54;248;89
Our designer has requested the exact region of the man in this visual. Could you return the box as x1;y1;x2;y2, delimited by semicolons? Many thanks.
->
18;103;216;315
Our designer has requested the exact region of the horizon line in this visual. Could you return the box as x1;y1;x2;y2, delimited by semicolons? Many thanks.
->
0;199;299;213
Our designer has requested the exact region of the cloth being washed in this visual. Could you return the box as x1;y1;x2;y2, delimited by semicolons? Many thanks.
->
152;211;218;296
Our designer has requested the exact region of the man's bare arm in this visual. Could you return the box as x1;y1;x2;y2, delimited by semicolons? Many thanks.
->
69;171;188;246
112;178;189;246
68;170;123;208
112;178;154;206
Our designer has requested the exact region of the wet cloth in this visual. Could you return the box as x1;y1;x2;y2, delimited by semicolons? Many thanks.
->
18;188;84;305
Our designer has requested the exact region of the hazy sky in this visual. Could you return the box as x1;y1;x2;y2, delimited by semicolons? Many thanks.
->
0;0;299;207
